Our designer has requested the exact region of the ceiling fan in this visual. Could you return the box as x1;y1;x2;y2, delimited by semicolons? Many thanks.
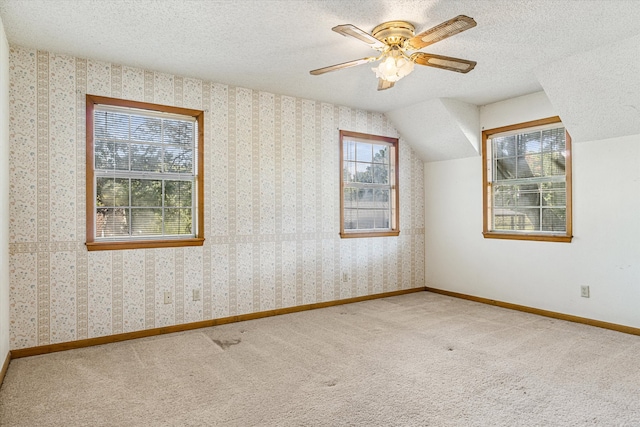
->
310;15;477;91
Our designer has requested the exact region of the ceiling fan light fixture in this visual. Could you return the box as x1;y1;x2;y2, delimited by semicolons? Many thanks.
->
372;50;414;83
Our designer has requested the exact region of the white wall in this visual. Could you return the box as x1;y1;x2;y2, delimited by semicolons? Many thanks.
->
0;16;10;364
425;92;640;328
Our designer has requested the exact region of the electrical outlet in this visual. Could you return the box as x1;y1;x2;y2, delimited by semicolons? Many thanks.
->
193;289;201;301
581;285;590;298
164;291;172;304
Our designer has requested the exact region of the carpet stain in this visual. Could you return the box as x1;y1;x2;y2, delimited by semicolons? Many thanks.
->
213;338;242;349
447;347;454;351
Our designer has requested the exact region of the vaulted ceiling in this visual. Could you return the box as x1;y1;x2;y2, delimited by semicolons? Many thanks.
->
1;0;638;161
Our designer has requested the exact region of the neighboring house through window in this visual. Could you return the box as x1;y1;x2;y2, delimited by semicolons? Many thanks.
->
482;116;572;242
340;130;399;238
86;95;204;250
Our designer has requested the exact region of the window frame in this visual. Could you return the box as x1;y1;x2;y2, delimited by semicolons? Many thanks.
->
86;94;205;251
339;130;400;239
482;116;572;243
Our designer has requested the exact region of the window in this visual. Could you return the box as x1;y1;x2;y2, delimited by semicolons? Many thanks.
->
340;130;399;238
482;116;572;242
86;95;204;251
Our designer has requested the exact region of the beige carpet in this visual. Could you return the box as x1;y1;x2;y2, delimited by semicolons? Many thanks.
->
1;291;639;426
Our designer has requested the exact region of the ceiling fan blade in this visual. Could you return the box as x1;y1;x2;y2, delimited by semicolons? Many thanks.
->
407;15;477;50
377;79;395;91
332;24;387;50
411;52;477;73
310;57;378;75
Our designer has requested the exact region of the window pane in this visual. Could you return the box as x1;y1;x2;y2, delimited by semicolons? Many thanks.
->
131;143;162;172
344;140;356;161
374;189;390;209
518;131;541;155
163;119;194;145
373;210;390;229
357;209;374;229
343;161;355;182
96;177;129;207
516;208;540;231
493;185;516;208
358;188;373;207
355;143;373;162
114;143;130;170
516;184;540;207
354;162;372;183
543;151;565;176
372;164;389;184
98;112;130;140
372;145;388;164
493;135;515;158
95;141;129;171
542;128;565;152
95;140;115;170
517;154;542;178
131;179;162;207
130;115;162;143
96;208;129;237
165;208;192;235
344;209;357;230
131;208;163;236
344;187;357;209
164;146;193;173
493;209;527;231
542;208;566;232
94;111;108;138
542;186;566;206
494;208;540;231
165;181;193;207
495;157;516;180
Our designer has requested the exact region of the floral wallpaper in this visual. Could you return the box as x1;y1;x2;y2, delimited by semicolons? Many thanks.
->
8;46;425;350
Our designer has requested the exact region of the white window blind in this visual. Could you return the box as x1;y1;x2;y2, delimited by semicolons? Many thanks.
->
487;124;567;233
342;137;396;231
93;106;197;240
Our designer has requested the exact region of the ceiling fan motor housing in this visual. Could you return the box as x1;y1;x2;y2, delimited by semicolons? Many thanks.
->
371;21;415;46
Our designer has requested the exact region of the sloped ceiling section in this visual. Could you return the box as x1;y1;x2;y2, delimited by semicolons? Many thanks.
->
386;98;479;163
535;33;640;143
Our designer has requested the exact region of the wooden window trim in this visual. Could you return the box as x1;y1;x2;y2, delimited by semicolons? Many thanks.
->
482;116;572;243
86;95;205;251
339;130;400;239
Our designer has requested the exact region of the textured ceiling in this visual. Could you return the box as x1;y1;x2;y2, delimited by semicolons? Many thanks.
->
1;0;639;113
0;0;639;161
535;33;640;143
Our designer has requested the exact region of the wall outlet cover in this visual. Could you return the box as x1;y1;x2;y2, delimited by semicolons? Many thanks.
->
581;285;590;298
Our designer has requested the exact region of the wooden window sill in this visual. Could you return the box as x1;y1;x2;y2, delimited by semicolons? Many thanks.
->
483;232;572;243
340;230;400;239
86;238;205;251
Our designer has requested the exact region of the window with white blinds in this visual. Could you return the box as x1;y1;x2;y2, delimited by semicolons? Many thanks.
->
86;95;205;251
340;130;399;238
482;117;572;242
